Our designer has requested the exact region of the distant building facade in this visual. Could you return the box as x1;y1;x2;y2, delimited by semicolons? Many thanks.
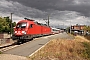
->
71;24;85;35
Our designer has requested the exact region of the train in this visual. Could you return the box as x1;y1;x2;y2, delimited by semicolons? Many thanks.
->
12;18;52;42
51;28;60;34
12;18;61;43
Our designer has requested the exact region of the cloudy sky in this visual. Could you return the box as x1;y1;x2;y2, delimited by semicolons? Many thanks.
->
0;0;90;28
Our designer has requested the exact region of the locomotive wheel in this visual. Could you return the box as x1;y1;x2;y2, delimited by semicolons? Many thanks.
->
17;39;24;44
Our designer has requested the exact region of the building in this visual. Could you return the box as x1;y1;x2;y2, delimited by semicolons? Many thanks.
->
71;24;85;34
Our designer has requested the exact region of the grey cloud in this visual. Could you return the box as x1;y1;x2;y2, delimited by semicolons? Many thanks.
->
7;0;90;17
0;0;90;27
0;0;48;19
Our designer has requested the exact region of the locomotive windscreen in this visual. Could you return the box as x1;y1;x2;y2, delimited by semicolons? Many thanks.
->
16;22;27;28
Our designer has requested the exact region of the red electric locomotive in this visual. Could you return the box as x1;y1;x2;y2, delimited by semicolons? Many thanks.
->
13;18;51;42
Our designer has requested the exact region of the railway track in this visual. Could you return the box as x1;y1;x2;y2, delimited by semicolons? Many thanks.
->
0;39;28;52
0;40;19;52
0;45;19;52
0;37;42;53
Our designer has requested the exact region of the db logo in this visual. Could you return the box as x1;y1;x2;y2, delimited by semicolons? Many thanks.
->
17;31;21;34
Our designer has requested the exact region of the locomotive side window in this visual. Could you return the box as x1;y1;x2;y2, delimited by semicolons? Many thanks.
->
29;24;33;28
16;22;27;28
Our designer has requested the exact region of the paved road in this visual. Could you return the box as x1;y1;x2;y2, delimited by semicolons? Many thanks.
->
3;32;74;57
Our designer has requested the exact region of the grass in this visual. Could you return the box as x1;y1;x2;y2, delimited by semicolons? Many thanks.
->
28;36;90;60
82;42;90;59
0;51;2;54
77;35;90;59
84;35;90;40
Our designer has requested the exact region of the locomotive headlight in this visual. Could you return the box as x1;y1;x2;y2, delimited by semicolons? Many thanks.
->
15;31;17;33
22;31;26;34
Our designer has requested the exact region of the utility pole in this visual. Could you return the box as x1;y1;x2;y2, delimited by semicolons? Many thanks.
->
70;20;71;34
10;13;13;37
47;15;49;26
43;15;50;26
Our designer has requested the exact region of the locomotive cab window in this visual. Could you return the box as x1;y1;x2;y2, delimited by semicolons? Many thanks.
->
16;22;27;28
29;24;33;28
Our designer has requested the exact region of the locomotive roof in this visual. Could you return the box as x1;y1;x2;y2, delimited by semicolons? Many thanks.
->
34;22;48;26
18;19;50;27
18;20;34;24
24;18;35;21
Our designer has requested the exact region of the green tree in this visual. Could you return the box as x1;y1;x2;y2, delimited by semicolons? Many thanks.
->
84;26;90;33
0;23;3;32
66;27;70;33
12;22;16;27
0;17;16;33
